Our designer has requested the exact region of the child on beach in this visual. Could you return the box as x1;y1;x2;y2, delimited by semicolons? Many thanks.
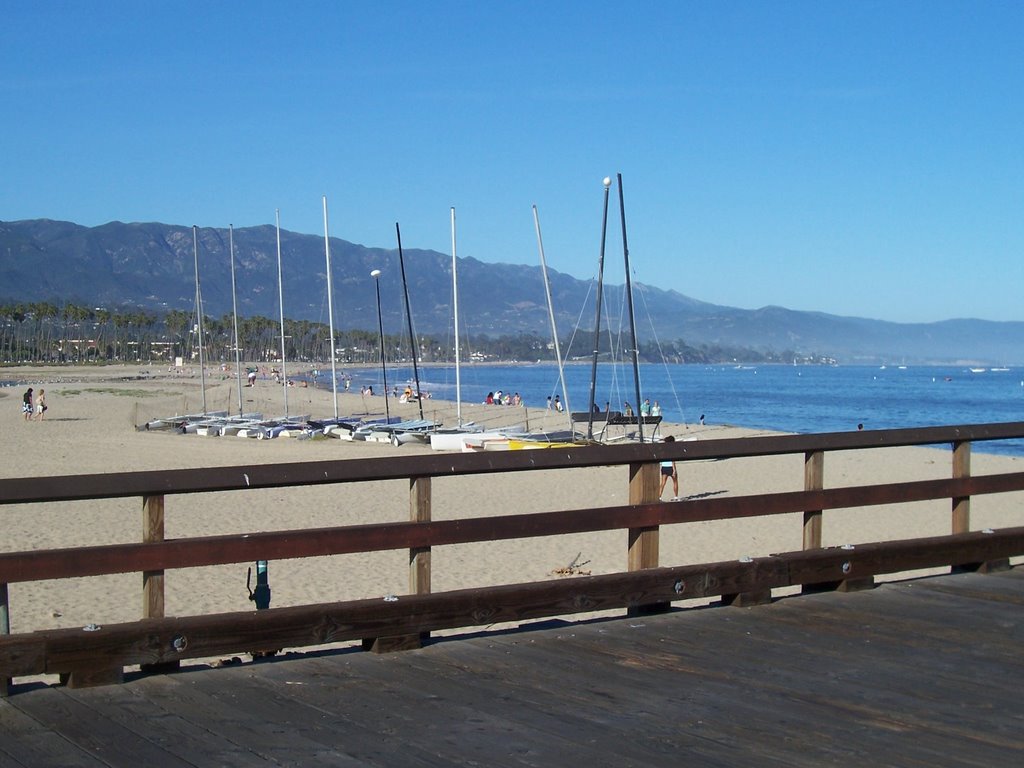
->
660;435;680;501
22;388;33;421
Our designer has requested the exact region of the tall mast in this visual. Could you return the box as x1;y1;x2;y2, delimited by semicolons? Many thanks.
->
617;173;645;443
371;269;390;424
586;176;612;439
323;195;339;419
451;207;462;426
533;204;571;427
396;222;424;420
228;225;243;416
275;209;288;417
192;225;207;413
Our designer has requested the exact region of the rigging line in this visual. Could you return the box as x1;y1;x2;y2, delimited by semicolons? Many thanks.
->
634;280;686;424
601;282;629;412
558;275;596;364
548;275;599;411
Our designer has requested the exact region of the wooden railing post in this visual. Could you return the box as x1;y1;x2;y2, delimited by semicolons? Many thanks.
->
140;494;177;675
365;475;432;653
800;449;872;594
952;440;1007;573
952;440;971;535
410;476;432;597
627;461;665;616
802;450;824;551
1;582;9;697
143;494;165;620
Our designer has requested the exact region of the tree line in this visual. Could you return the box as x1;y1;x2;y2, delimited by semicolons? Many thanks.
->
0;301;805;367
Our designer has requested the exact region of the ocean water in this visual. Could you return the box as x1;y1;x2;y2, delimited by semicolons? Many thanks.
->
327;362;1024;457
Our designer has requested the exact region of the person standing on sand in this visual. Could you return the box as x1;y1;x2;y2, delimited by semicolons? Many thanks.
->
35;389;46;421
22;387;34;421
660;435;680;500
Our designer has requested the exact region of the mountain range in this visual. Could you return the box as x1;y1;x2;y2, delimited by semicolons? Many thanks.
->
1;218;1021;365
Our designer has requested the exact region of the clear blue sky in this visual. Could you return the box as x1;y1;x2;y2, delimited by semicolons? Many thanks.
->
3;2;1022;323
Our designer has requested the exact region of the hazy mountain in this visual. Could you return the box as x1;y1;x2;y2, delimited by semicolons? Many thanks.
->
2;218;1022;365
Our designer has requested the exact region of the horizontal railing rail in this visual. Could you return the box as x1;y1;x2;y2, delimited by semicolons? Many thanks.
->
2;421;1022;504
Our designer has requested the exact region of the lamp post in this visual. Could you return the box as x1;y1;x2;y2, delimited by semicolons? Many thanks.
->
371;269;390;424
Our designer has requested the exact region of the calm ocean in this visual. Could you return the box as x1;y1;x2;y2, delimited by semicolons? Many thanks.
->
330;362;1024;457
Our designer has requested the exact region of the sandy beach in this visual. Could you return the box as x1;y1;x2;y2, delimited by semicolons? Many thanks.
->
2;363;1022;649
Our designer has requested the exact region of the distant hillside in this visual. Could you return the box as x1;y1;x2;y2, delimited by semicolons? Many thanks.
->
2;218;1022;365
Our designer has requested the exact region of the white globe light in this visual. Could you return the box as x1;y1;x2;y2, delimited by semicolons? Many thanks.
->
603;176;612;187
370;269;381;278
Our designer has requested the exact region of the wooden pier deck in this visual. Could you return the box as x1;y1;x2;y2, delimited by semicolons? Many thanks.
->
2;567;1022;767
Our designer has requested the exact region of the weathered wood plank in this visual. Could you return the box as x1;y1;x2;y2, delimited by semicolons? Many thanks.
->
5;473;1024;585
0;697;109;767
6;686;184;764
54;681;276;767
5;530;1023;684
161;664;450;766
3;420;1024;505
2;569;1024;766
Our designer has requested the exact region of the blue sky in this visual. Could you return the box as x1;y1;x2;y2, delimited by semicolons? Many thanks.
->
3;1;1022;323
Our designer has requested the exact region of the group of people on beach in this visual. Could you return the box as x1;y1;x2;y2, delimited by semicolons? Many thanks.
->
485;390;521;406
21;387;47;421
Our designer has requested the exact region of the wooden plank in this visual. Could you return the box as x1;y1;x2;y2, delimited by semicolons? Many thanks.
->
5;530;1024;682
6;686;185;764
1;581;9;697
952;439;971;534
158;663;448;766
802;449;824;550
9;471;1024;585
55;681;274;767
3;570;1024;765
4;420;1024;505
142;494;164;620
0;697;108;767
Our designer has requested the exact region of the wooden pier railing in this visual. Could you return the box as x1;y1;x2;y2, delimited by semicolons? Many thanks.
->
2;422;1024;694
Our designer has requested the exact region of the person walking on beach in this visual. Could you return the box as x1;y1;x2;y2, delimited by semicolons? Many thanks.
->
22;387;33;421
34;389;46;421
660;435;680;500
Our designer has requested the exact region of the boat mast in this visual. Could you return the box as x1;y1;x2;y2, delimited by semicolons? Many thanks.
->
586;176;612;440
275;209;288;417
396;222;424;421
192;225;207;414
533;204;571;428
228;225;244;417
322;195;339;419
451;207;462;426
617;173;645;443
371;269;390;424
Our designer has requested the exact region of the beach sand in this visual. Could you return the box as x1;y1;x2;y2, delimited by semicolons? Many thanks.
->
2;363;1022;657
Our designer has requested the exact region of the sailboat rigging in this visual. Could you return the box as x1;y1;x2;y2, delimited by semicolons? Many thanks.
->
275;209;288;417
395;222;424;421
617;173;645;443
193;224;207;414
585;177;612;439
228;225;244;416
322;195;339;420
532;204;571;429
451;207;462;427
